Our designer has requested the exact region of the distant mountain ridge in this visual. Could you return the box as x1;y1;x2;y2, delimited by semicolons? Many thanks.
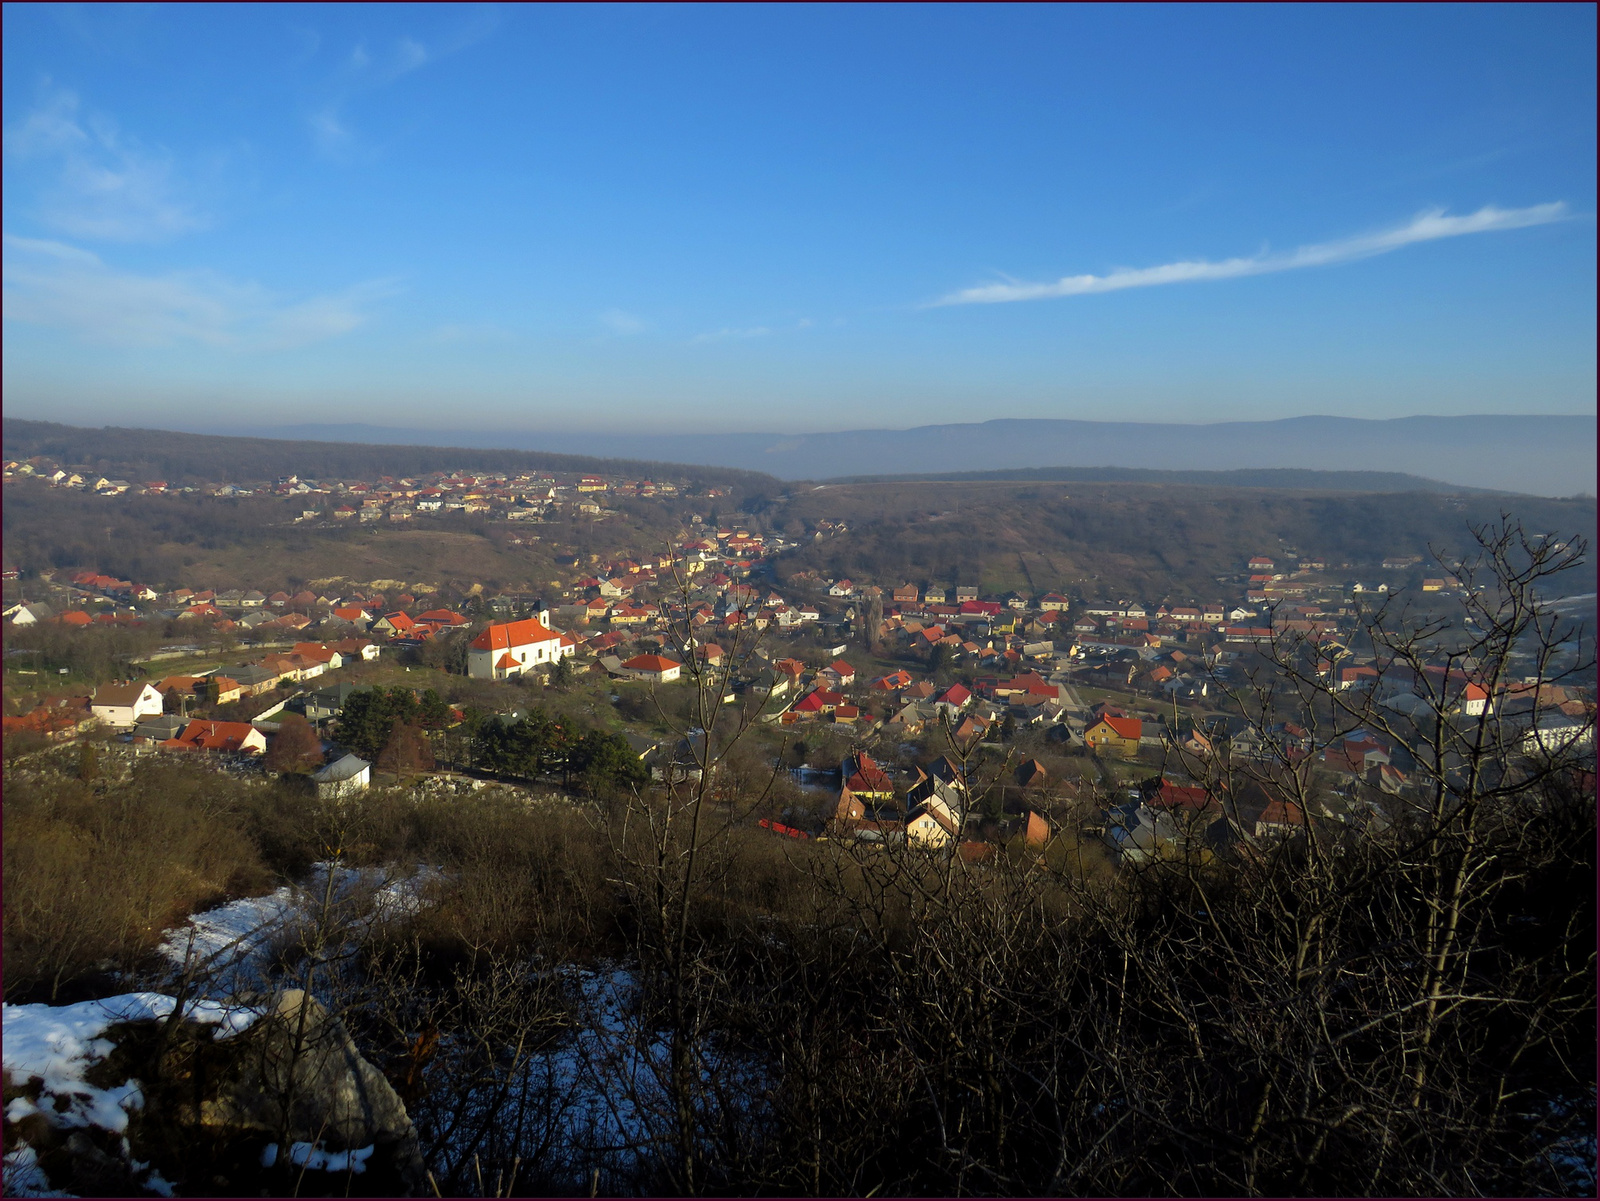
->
184;414;1593;498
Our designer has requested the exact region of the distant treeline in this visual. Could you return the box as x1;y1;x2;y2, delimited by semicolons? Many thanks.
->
824;465;1497;493
2;419;783;494
1;486;346;587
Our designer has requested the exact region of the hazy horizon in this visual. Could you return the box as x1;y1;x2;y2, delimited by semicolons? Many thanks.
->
8;411;1594;497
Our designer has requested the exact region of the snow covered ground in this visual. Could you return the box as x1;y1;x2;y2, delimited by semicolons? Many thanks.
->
2;865;439;1198
155;862;439;997
4;865;772;1195
408;964;771;1192
2;993;261;1198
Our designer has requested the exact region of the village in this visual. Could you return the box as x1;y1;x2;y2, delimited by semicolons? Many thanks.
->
0;453;702;519
5;454;1591;869
2;8;1592;1192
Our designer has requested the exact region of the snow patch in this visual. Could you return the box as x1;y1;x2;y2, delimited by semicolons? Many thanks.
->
288;1141;374;1173
2;1145;70;1197
2;992;262;1197
156;862;441;997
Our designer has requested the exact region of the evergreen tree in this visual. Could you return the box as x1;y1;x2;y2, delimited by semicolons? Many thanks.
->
335;688;391;758
570;729;649;794
550;655;574;689
337;686;426;757
419;688;451;727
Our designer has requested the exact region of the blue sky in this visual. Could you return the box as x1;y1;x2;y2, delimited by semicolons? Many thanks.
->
3;3;1595;436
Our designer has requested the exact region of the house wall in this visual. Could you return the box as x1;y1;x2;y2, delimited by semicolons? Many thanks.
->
906;813;954;848
467;634;574;680
91;687;163;729
1086;724;1140;759
316;765;371;800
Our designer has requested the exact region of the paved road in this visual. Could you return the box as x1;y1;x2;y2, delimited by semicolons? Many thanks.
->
1059;680;1088;714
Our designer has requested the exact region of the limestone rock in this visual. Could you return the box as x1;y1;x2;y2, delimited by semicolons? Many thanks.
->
201;989;425;1184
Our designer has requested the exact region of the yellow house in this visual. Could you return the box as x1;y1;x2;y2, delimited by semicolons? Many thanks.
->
1085;715;1142;759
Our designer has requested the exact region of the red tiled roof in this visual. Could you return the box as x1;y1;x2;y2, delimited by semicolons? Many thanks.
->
1096;715;1142;740
471;618;563;652
623;654;681;672
415;609;467;624
163;719;261;753
844;753;893;794
1149;780;1211;810
793;688;844;712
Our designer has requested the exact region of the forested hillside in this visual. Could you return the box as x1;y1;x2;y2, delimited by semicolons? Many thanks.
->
824;465;1497;492
1;486;696;594
768;480;1598;599
1;419;781;495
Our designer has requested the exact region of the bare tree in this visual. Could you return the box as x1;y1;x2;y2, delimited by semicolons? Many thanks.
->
587;552;793;1193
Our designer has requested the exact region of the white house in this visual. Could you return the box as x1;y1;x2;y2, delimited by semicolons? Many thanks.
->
312;753;371;800
91;682;165;729
4;603;53;625
621;654;682;683
467;618;576;680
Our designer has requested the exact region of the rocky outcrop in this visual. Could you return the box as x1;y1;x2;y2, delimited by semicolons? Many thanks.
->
196;989;425;1183
3;989;424;1197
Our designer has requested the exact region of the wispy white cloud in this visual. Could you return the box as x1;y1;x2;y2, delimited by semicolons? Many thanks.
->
599;308;647;335
304;10;498;159
396;38;430;74
2;233;398;350
930;202;1573;306
3;85;205;242
691;325;772;344
308;109;353;156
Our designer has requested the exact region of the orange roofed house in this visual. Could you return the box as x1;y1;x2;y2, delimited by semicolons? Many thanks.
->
622;653;683;683
1085;714;1143;759
161;719;267;755
467;617;576;680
